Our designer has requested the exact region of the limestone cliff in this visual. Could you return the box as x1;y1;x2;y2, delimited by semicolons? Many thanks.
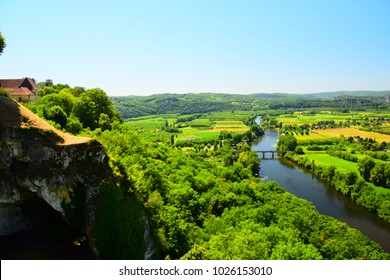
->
0;97;112;256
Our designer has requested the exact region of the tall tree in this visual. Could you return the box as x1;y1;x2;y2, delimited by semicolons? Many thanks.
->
277;135;297;152
358;158;376;182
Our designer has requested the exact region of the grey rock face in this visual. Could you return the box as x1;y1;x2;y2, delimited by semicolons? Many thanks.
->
0;97;111;257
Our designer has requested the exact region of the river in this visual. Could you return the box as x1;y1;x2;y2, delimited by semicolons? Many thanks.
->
251;128;390;252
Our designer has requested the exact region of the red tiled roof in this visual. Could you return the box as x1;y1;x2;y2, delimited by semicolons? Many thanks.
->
0;79;23;91
10;87;35;96
0;77;39;92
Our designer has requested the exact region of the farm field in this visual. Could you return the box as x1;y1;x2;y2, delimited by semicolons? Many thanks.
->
275;112;390;127
276;113;353;126
205;110;257;120
176;127;220;141
304;153;359;172
125;112;252;143
212;120;248;131
125;117;177;130
301;152;390;195
176;120;249;141
297;128;390;142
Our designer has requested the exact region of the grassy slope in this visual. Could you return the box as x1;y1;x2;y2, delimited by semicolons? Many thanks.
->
0;96;91;145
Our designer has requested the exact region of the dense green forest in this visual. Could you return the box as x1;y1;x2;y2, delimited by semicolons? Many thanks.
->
111;92;390;119
93;125;387;259
282;138;390;223
21;83;390;259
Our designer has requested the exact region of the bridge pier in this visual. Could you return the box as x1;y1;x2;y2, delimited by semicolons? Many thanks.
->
254;150;284;158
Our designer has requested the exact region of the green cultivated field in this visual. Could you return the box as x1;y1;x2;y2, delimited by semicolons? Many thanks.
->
277;113;353;126
304;153;359;172
298;152;390;196
125;111;254;143
188;118;212;128
275;111;390;127
206;110;257;120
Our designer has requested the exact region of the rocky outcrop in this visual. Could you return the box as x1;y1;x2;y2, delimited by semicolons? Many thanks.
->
0;97;111;255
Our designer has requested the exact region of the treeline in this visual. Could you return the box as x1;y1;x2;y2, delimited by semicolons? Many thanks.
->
27;83;121;133
298;137;390;152
112;93;390;119
91;124;388;259
359;158;390;189
112;94;251;119
283;134;390;223
267;97;390;111
284;152;390;224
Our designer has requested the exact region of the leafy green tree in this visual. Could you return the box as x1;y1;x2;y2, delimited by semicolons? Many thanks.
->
55;89;76;115
295;146;304;154
98;113;112;131
378;201;390;222
73;95;98;129
0;32;6;55
358;158;376;182
277;135;297;151
85;88;115;118
73;88;115;130
44;79;54;87
65;115;83;134
271;242;322;260
44;105;67;128
237;151;260;176
71;86;86;97
370;163;387;187
250;124;264;137
385;165;390;189
222;152;234;167
36;86;58;97
0;88;9;97
321;165;336;182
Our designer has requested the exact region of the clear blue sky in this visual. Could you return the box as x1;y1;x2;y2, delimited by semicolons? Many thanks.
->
1;0;389;96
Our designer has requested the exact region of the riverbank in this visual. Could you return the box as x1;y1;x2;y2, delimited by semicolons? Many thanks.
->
283;151;390;224
252;129;390;252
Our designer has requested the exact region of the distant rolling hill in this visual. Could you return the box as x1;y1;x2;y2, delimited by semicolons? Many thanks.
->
111;90;390;118
302;91;390;99
249;91;390;99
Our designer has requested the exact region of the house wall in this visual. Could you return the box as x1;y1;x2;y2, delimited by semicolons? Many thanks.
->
10;95;36;103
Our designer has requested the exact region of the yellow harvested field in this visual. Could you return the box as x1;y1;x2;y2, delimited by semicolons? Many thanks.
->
211;120;249;132
297;128;390;142
203;128;249;133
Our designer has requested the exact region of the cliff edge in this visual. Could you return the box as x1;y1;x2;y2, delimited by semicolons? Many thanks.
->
0;97;111;257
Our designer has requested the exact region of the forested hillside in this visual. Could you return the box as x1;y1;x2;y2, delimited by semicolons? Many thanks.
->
14;83;388;259
111;92;390;119
92;125;388;259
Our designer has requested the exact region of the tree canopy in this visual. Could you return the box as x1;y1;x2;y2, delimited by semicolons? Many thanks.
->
277;135;297;151
0;32;6;55
88;123;389;260
28;82;122;132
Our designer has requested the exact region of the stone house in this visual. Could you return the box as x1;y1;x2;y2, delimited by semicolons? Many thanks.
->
0;77;39;102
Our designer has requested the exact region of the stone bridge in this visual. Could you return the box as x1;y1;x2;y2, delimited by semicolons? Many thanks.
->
253;150;285;158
